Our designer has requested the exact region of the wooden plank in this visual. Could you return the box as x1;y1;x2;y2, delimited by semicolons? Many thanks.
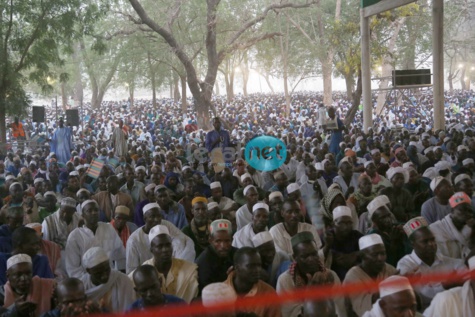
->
363;0;417;17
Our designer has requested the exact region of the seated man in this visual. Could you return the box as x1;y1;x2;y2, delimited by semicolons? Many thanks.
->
343;234;397;317
196;219;236;293
224;247;282;317
130;264;185;310
398;216;464;310
429;191;475;259
269;200;324;258
421;176;454;224
276;232;344;317
232;203;269;248
125;202;195;274
424;255;475;316
252;231;289;288
41;278;102;317
3;254;55;317
208;181;239;219
81;247;136;312
182;197;211;257
0;227;53;285
235;185;259;230
65;200;125;277
155;185;188;229
0;206;24;253
363;276;421;317
42;197;80;250
131;225;198;303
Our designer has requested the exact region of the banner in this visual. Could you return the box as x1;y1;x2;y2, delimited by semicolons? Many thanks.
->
86;158;104;179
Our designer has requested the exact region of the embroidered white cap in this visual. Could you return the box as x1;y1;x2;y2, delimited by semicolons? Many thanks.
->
7;254;32;270
148;224;170;244
252;202;269;213
379;276;414;298
82;247;109;269
210;181;221;189
252;231;274;247
143;202;160;215
61;197;77;208
287;183;300;194
367;195;390;220
201;283;237;307
240;173;252;182
243;185;256;196
359;234;384;250
333;206;352;220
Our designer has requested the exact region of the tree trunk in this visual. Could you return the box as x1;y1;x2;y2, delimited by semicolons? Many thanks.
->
344;69;363;126
215;82;220;95
61;82;68;110
461;68;467;91
322;62;333;106
129;83;134;108
147;52;157;108
91;80;100;109
242;52;249;97
279;15;291;117
180;75;187;115
264;74;274;93
72;43;83;108
0;91;6;146
173;74;180;102
344;72;355;100
225;69;234;103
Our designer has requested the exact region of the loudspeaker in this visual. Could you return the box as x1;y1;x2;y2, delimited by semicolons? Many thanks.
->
392;69;431;87
66;109;80;126
32;106;45;123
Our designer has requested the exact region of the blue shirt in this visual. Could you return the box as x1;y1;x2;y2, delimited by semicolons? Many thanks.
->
205;129;230;153
0;253;54;285
128;295;185;311
160;203;189;229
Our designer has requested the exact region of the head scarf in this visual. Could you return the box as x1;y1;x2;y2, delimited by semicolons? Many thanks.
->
321;187;345;221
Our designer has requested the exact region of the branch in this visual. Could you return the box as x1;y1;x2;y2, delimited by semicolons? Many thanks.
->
218;32;282;62
168;0;183;30
284;12;315;44
3;0;14;59
15;9;47;72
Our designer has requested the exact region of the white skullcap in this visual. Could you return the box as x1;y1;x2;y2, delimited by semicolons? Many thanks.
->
333;206;352;220
135;166;146;172
364;160;375;168
469;256;475;270
240;173;252;182
359;234;384;250
321;159;330;167
82;247;109;269
314;162;324;171
269;191;283;201
207;202;219;209
61;197;77;208
182;166;191;172
463;158;474;166
379;276;414;298
287;183;300;194
367;195;390;220
148;224;170;244
356;136;364;143
421;133;430;139
144;183;156;192
422;167;438;180
33;178;44;185
202;283;237;307
252;202;269;213
370;149;380;155
252;231;274;247
338;157;351;168
424;147;434;155
430;176;447;192
409;141;417;147
454;174;471;185
44;191;56;198
243;185;256;196
7;254;32;270
81;199;97;210
5;175;16;181
143;202;160;214
25;222;42;229
386;167;409;183
76;188;89;196
434;161;451;172
402;162;415;169
210;181;221;189
75;165;84;171
29;161;37;166
9;182;22;190
457;145;469;152
433;146;442;152
69;171;79;177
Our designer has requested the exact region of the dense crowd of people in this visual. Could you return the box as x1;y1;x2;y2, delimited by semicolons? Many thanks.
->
1;89;475;316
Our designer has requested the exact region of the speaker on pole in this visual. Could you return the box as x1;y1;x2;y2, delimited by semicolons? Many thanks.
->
32;106;46;123
65;109;80;126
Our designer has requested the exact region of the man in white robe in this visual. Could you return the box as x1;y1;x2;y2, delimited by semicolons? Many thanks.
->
129;225;198;303
235;185;259;230
111;119;128;158
363;276;422;317
232;203;269;248
42;197;81;250
429;192;474;259
65;200;125;278
343;234;397;317
81;247;135;312
125;202;195;274
252;231;289;287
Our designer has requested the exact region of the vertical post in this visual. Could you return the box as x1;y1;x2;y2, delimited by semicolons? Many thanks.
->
361;11;372;132
433;0;444;130
55;95;58;121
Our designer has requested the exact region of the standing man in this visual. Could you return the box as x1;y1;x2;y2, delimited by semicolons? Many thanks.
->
50;117;73;164
327;107;347;155
111;119;128;158
205;117;230;158
10;117;26;141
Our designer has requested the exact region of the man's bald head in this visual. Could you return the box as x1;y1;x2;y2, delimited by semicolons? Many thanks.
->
303;300;336;317
57;278;86;304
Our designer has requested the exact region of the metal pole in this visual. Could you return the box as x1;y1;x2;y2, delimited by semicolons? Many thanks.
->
361;11;372;133
433;0;444;130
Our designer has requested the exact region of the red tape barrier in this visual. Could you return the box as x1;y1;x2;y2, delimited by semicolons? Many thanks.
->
108;269;474;316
